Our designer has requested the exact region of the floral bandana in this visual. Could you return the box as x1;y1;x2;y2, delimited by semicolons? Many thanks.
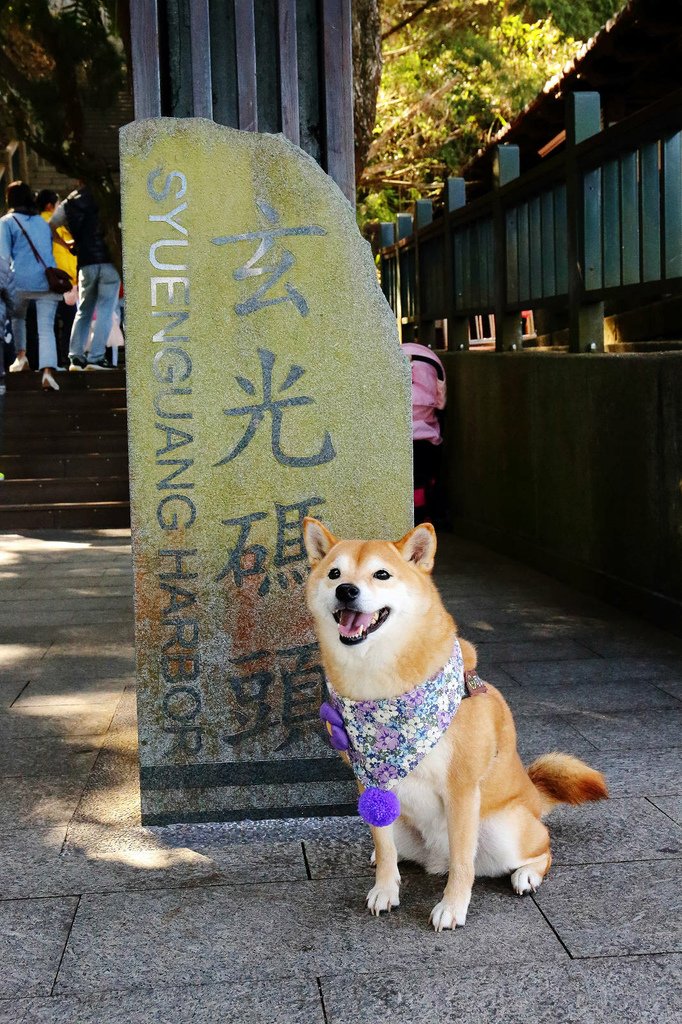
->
325;639;466;791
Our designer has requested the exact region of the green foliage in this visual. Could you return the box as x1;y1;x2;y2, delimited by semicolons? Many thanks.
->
358;0;622;226
0;0;127;261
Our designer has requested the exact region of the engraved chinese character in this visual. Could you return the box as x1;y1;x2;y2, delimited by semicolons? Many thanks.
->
216;348;336;468
216;511;270;594
274;497;325;589
222;649;275;744
216;497;325;595
276;642;325;749
212;199;326;317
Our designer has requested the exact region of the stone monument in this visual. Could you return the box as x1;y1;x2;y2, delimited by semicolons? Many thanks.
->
120;119;413;824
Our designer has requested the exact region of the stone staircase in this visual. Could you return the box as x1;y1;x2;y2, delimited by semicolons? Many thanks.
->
0;369;130;529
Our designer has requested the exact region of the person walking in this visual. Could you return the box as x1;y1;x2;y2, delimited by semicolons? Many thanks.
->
37;189;78;368
49;182;120;371
402;338;447;524
0;181;61;391
0;252;17;395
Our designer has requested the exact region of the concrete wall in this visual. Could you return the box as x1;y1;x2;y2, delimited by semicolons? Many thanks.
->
441;351;682;627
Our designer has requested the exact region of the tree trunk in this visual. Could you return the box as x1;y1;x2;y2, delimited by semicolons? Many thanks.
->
352;0;383;185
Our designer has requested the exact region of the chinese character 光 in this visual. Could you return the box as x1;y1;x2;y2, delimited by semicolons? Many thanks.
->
216;348;336;468
212;199;326;317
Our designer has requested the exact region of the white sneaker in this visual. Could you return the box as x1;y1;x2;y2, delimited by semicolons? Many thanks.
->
41;369;60;392
9;355;29;373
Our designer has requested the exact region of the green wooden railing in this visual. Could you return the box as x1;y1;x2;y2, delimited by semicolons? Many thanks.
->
378;90;682;352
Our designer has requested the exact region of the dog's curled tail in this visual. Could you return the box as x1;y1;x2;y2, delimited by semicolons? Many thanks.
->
527;752;608;814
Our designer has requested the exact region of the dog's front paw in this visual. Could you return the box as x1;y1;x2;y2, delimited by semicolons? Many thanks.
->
366;880;400;915
430;899;467;931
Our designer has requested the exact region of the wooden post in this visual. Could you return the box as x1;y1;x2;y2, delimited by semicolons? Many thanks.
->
130;0;161;118
190;0;213;118
566;92;604;352
445;177;469;350
414;199;434;346
379;222;398;322
322;0;355;205
396;214;413;342
493;145;521;352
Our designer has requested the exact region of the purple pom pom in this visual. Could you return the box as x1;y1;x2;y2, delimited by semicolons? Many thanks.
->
358;787;400;827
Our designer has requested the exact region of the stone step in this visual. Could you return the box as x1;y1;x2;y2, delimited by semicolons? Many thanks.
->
606;339;682;353
3;409;128;434
0;452;129;480
0;431;128;455
0;500;130;530
5;368;127;391
0;476;130;504
3;388;127;412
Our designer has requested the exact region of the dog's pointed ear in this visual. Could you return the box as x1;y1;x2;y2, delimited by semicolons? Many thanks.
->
395;523;437;573
303;517;337;567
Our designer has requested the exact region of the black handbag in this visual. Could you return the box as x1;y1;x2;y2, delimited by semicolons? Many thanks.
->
12;215;73;294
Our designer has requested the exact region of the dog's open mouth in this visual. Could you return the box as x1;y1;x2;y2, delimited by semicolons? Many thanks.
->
333;607;390;645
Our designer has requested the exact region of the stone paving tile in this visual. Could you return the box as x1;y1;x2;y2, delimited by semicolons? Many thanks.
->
503;657;682;688
0;896;79;997
549;797;681;864
503;679;681;717
303;832;374;881
13;679;130;710
579;631;682;659
1;607;132;629
0;828;68;896
0;680;34;710
0;978;324;1024
648;796;682;826
0;823;308;899
0;736;102;779
513;714;598;763
592;748;682;797
533;859;682;957
0;585;133;602
53;876;563;995
475;639;597;664
565;708;682;750
656;678;682;701
0;703;117;740
320;955;681;1024
0;777;89;829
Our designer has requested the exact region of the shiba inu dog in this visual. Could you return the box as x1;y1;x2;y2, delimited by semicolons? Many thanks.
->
303;518;608;931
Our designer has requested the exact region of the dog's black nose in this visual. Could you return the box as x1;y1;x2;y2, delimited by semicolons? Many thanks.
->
336;583;360;603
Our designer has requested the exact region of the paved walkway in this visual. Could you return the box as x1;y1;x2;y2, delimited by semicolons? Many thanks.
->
0;529;679;1023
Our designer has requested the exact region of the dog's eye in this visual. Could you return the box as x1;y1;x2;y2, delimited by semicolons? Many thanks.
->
373;569;391;580
328;567;341;580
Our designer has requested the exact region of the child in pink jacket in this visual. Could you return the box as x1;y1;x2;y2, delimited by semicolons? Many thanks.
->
403;340;446;523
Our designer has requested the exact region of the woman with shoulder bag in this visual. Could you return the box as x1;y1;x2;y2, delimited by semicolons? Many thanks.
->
0;180;62;391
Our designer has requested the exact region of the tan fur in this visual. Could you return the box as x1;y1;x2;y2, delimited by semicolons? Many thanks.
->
303;519;608;930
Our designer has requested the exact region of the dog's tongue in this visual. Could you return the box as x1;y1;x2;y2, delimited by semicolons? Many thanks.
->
338;609;374;637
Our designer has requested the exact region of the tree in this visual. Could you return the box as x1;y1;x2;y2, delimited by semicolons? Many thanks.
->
0;0;130;267
358;0;623;224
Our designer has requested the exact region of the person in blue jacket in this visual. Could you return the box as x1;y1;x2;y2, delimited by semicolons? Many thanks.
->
0;181;61;391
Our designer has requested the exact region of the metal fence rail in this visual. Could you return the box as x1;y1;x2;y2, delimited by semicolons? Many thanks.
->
378;89;682;352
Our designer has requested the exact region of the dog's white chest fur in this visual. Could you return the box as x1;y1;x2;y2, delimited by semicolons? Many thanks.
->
392;735;520;877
